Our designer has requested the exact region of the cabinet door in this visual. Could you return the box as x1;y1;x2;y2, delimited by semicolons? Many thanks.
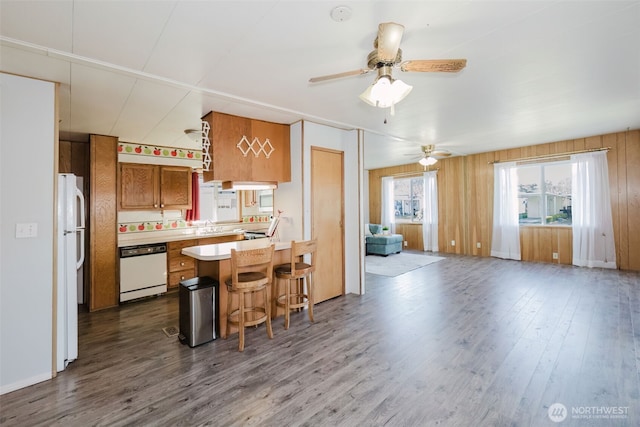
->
203;112;252;182
90;135;118;311
120;163;158;209
159;166;192;209
251;119;291;182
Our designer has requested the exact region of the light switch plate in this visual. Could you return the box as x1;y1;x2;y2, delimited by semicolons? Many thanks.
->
16;222;38;238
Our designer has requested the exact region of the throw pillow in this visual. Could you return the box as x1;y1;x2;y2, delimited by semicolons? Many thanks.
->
369;224;382;235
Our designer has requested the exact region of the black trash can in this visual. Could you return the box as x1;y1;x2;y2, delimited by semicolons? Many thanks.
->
178;276;219;347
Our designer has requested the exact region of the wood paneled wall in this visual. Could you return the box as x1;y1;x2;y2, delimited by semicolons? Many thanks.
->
368;129;640;271
59;140;89;178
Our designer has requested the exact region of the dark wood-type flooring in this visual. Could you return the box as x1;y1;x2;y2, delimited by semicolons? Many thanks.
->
1;254;639;426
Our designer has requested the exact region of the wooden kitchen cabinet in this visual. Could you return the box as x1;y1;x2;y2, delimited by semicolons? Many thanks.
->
119;163;192;210
166;234;244;288
167;240;198;289
250;118;291;182
89;135;119;311
202;111;290;183
159;165;192;208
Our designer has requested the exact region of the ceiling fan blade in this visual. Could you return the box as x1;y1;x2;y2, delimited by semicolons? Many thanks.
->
376;22;404;62
309;68;371;83
400;59;467;73
431;151;452;158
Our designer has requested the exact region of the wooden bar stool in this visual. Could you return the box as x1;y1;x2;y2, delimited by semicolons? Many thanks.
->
274;239;317;329
225;244;275;351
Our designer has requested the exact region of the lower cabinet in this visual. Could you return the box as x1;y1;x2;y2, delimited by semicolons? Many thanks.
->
166;234;245;289
167;240;197;289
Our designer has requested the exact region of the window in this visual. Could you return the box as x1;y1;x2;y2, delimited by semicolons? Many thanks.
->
258;190;273;213
517;161;572;225
198;176;274;222
394;177;424;223
198;176;238;222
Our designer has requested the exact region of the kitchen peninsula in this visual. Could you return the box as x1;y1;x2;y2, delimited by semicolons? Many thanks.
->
182;239;292;337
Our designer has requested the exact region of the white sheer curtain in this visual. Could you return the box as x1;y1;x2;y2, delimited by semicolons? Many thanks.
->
422;171;438;251
491;161;521;260
381;176;395;233
571;151;616;268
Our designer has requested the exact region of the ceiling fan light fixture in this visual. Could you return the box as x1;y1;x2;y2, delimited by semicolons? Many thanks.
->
359;75;413;108
419;156;438;166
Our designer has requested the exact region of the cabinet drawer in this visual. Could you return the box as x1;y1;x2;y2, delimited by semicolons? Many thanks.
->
169;255;195;272
169;269;197;288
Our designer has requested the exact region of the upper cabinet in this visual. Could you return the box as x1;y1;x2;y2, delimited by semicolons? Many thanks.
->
120;163;192;210
202;111;291;183
159;165;192;208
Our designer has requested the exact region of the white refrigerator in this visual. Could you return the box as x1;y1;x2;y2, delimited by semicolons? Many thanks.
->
56;173;85;372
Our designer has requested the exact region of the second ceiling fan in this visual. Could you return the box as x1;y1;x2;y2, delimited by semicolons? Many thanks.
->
309;22;467;111
407;144;452;166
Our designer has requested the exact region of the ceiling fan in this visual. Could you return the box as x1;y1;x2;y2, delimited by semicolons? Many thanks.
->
407;144;452;166
309;22;466;111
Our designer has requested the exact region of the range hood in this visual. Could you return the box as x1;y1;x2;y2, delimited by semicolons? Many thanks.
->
221;181;278;191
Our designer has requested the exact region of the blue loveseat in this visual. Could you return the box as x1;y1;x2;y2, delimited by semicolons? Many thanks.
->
365;224;403;256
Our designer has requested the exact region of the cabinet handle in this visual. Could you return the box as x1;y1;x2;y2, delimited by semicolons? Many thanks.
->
181;275;185;280
160;203;164;208
153;203;158;208
180;261;185;266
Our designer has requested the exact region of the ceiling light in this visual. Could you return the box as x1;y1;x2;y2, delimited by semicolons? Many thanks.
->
184;129;201;141
359;75;413;109
221;181;278;191
418;156;438;166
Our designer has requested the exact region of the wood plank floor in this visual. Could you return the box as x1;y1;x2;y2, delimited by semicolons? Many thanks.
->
1;254;639;426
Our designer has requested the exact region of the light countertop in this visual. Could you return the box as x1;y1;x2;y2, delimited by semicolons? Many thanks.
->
118;229;245;247
182;239;291;261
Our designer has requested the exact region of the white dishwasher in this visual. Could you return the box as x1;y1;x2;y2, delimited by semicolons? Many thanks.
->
119;243;168;302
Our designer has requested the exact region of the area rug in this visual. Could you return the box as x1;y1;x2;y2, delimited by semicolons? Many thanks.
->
365;252;445;277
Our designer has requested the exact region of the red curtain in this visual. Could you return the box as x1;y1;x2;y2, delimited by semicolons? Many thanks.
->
185;172;200;222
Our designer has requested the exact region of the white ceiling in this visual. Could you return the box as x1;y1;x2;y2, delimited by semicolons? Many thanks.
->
1;1;638;170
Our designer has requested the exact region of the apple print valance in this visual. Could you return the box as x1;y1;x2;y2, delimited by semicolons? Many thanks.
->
117;141;202;168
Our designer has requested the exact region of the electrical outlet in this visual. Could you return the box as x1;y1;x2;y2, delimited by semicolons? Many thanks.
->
404;241;408;247
476;242;481;248
552;252;559;259
451;240;455;247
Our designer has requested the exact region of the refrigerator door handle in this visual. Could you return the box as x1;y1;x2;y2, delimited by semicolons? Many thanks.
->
76;228;85;269
76;187;85;229
75;184;85;269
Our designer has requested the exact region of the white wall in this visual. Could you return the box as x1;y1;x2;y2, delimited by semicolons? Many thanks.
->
275;121;303;242
276;121;363;295
300;121;362;296
1;73;56;394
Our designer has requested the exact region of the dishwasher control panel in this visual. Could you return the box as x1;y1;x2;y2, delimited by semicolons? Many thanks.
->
120;243;167;258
